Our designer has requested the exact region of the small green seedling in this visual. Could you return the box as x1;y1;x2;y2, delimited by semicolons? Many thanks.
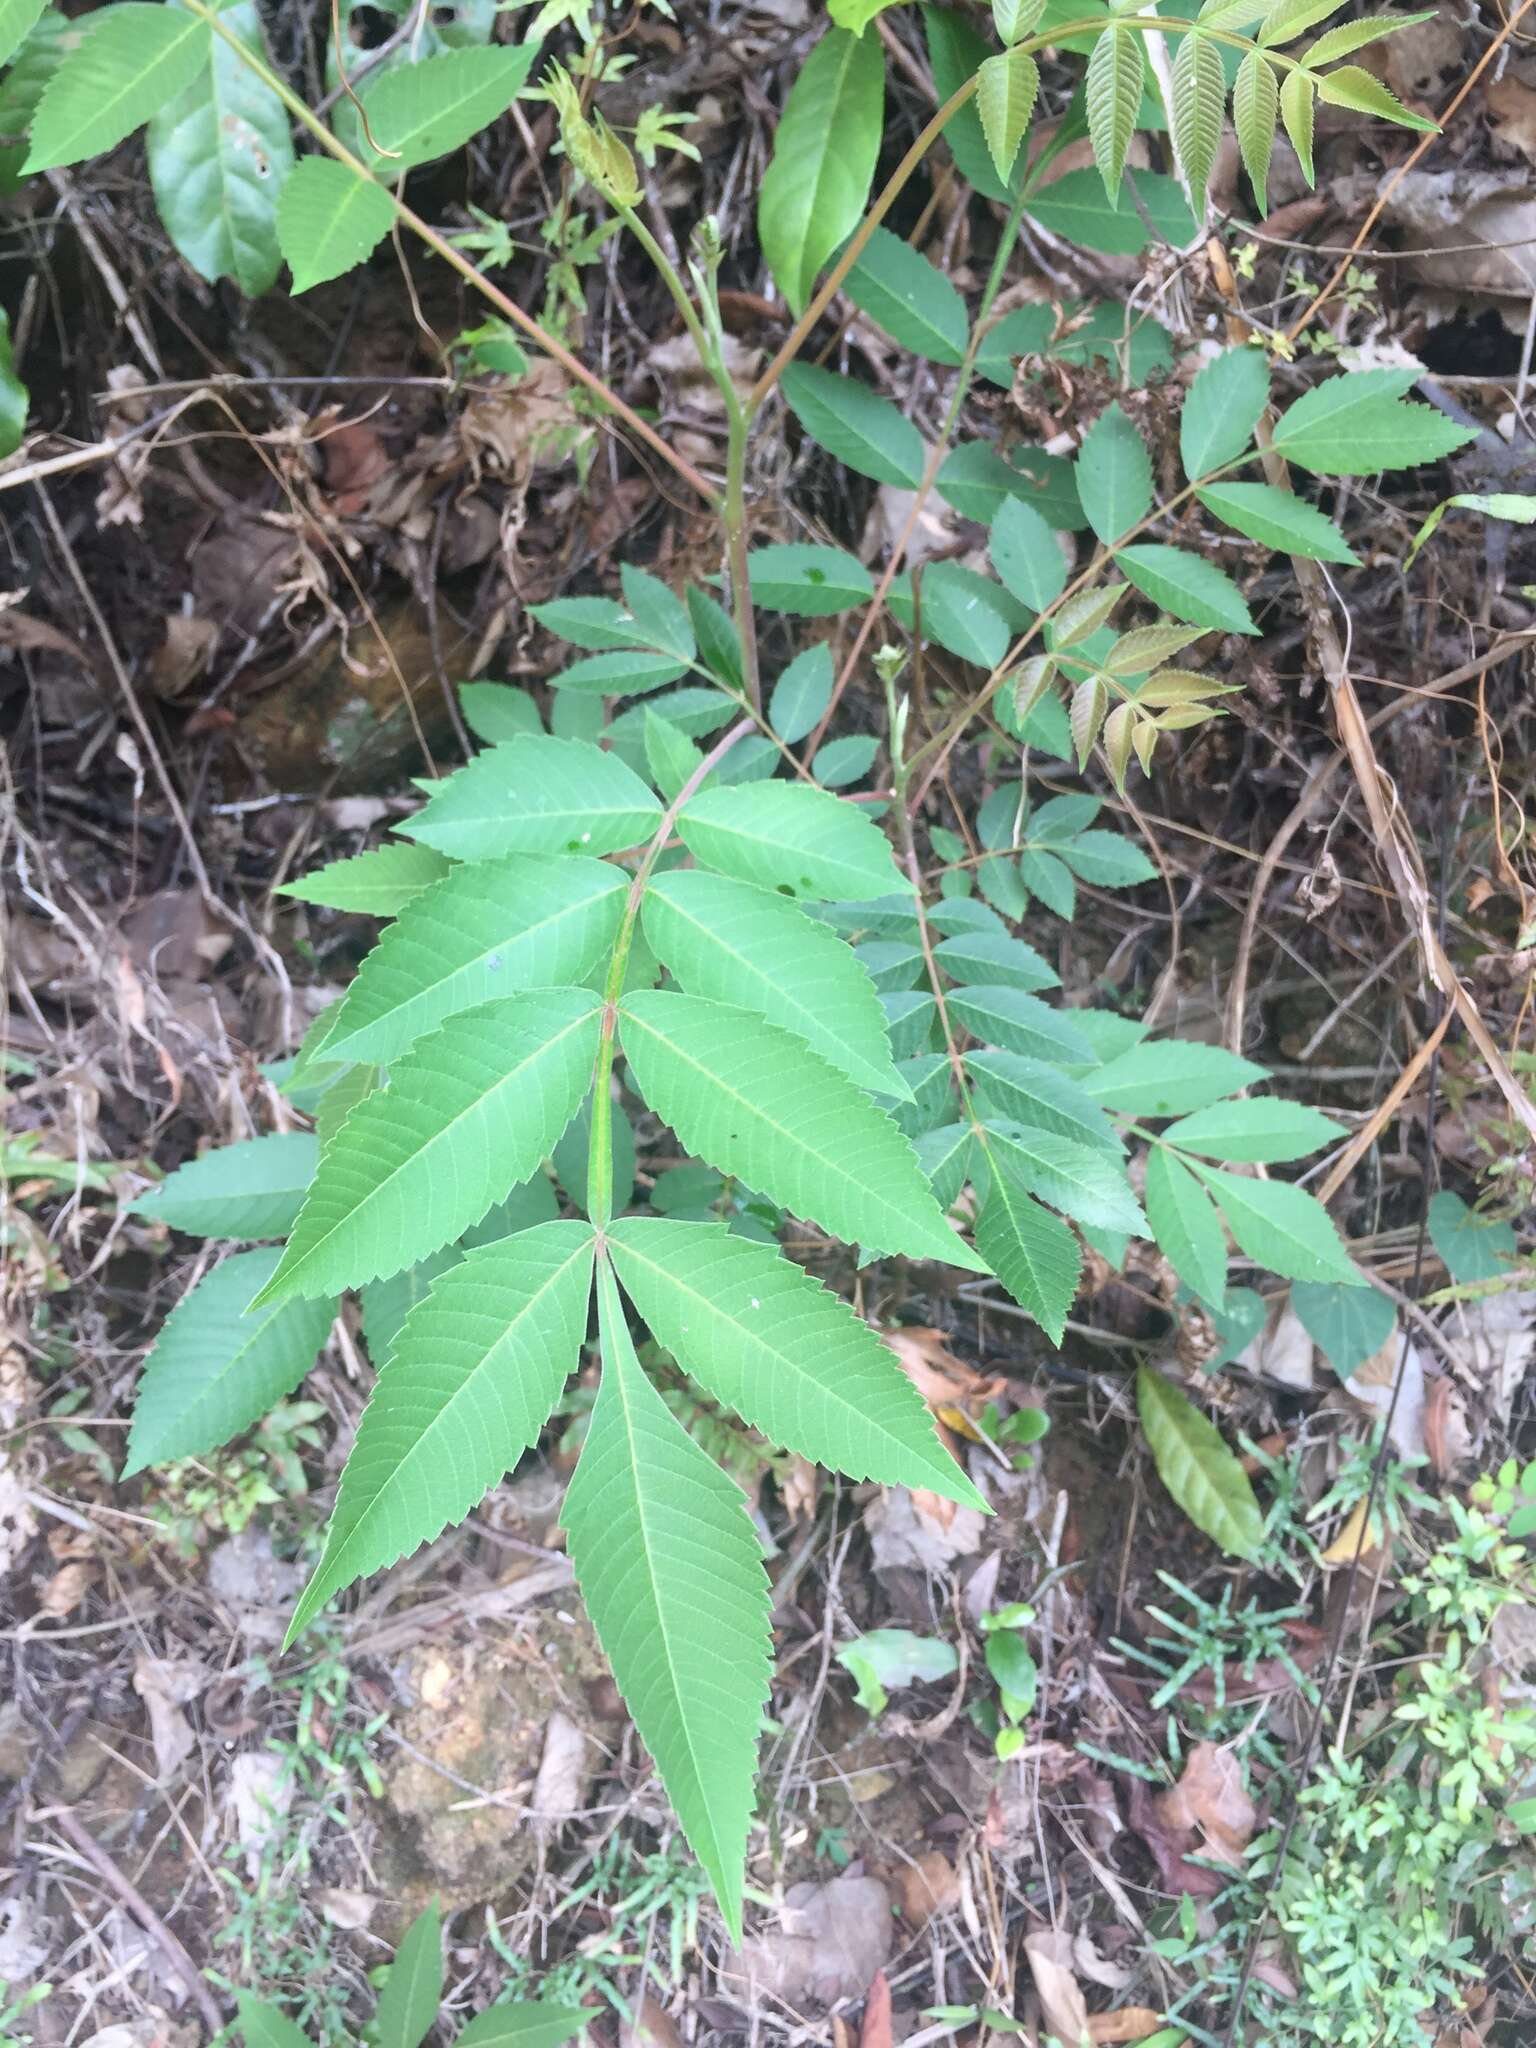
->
979;1604;1038;1760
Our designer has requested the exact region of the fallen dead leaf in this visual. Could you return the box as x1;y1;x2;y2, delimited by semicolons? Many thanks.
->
529;1708;591;1828
132;1655;208;1782
619;1994;684;2048
896;1850;960;1927
1152;1742;1255;1872
859;1970;893;2048
864;1487;985;1573
314;1887;377;1932
1320;1495;1383;1568
724;1875;894;2008
1087;2009;1165;2045
38;1560;93;1619
1024;1928;1091;2048
150;613;218;699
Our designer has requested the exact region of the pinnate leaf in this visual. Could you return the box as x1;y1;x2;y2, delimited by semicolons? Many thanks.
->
1315;62;1437;130
277;157;393;293
1280;66;1315;180
975;1158;1081;1344
1271;369;1476;474
126;1248;336;1474
289;1221;595;1638
1170;30;1225;213
1137;1365;1263;1558
1161;1097;1343;1162
769;643;833;744
1180;346;1269;479
1085;24;1143;199
1192;1164;1360;1284
990;496;1066;612
0;0;42;71
781;363;926;487
356;44;536;176
1085;1039;1267;1115
236;1995;313;2048
134;1131;318;1240
845;225;968;364
316;852;624;1065
1119;544;1256;634
562;1264;771;1939
643;868;909;1100
987;1119;1147;1235
146;0;293;296
1144;1145;1228;1306
966;1049;1119;1152
402;736;662;861
455;2010;590;2048
278;841;452;917
619;990;987;1269
1195;480;1357;563
758;26;883;314
258;990;601;1304
1233;49;1279;209
27;1;208;169
1077;402;1153;545
977;47;1039;187
950;985;1095;1064
677;780;904;901
608;1217;982;1502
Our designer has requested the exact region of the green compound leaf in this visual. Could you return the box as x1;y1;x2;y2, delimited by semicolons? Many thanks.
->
619;990;988;1270
288;1221;595;1639
0;0;43;72
642;868;910;1101
1290;1277;1396;1379
845;224;968;364
620;563;695;661
1161;1097;1344;1163
948;985;1096;1064
1180;345;1269;480
758;25;884;315
146;0;293;296
989;496;1067;613
1271;368;1478;476
1280;66;1315;181
1077;402;1153;545
607;1217;983;1504
1144;1144;1228;1307
355;42;535;176
974;1158;1081;1344
935;930;1059;995
277;842;452;917
677;780;905;901
769;643;833;744
125;1248;336;1474
977;46;1039;187
1137;1365;1263;1558
315;853;625;1065
1233;49;1279;211
27;1;209;169
985;1118;1148;1236
747;542;874;616
1170;28;1225;214
258;990;601;1304
454;2007;590;2048
1085;23;1144;200
548;649;688;696
1085;1039;1267;1116
276;156;393;293
374;1903;442;2048
1118;544;1256;634
133;1131;318;1241
401;736;662;861
966;1050;1119;1153
781;362;926;488
1314;61;1438;132
1192;1164;1361;1285
1195;481;1358;564
562;1262;772;1941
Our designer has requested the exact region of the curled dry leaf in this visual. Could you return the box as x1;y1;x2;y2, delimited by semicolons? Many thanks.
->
725;1875;894;2009
529;1707;592;1828
132;1654;209;1783
1087;2010;1166;2045
1024;1927;1091;2048
896;1850;961;1927
38;1560;94;1619
863;1486;986;1574
1158;1742;1255;1864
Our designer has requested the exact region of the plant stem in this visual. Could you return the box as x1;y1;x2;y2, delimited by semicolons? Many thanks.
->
585;717;756;1227
178;0;719;507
